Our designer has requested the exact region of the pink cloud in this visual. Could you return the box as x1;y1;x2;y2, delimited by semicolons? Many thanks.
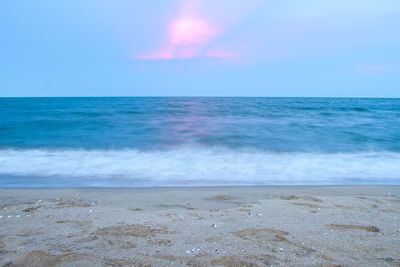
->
135;0;264;61
169;17;218;45
137;16;230;60
356;65;396;74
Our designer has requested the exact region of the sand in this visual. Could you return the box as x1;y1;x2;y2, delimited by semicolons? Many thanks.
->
0;186;399;266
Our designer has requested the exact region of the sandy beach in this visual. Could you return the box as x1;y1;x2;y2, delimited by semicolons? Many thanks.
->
0;186;399;266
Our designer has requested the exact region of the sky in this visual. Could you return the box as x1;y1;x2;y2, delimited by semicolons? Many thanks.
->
0;0;399;97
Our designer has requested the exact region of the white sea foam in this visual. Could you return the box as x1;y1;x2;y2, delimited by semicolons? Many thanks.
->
0;148;399;186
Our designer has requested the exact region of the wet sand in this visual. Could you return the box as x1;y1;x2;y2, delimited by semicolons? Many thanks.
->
0;186;399;266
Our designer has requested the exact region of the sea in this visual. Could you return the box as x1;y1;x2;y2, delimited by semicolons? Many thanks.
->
0;97;399;187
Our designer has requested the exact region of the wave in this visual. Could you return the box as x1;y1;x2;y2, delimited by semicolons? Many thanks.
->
0;148;399;187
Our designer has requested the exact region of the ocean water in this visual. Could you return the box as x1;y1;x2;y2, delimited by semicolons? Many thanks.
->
0;97;399;187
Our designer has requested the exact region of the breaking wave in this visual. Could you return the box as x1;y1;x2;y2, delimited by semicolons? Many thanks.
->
0;148;399;187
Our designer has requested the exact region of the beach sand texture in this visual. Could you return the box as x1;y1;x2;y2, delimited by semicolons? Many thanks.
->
0;186;399;266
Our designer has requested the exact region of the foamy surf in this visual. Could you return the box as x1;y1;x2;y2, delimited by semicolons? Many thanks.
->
0;148;399;187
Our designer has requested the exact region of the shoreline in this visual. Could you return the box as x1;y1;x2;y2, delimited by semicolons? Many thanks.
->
1;186;399;266
2;184;400;190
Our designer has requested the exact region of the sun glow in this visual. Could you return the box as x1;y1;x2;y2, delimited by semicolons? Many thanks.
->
136;1;243;61
169;17;217;45
138;16;224;60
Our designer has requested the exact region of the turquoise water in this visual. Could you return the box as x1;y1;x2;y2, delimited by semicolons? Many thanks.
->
1;97;399;187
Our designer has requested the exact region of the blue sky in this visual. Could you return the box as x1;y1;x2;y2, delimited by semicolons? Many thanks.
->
1;0;399;97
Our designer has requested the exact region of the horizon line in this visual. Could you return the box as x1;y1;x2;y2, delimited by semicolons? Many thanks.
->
0;96;399;99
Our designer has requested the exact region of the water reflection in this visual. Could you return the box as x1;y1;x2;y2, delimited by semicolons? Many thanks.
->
159;98;218;147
